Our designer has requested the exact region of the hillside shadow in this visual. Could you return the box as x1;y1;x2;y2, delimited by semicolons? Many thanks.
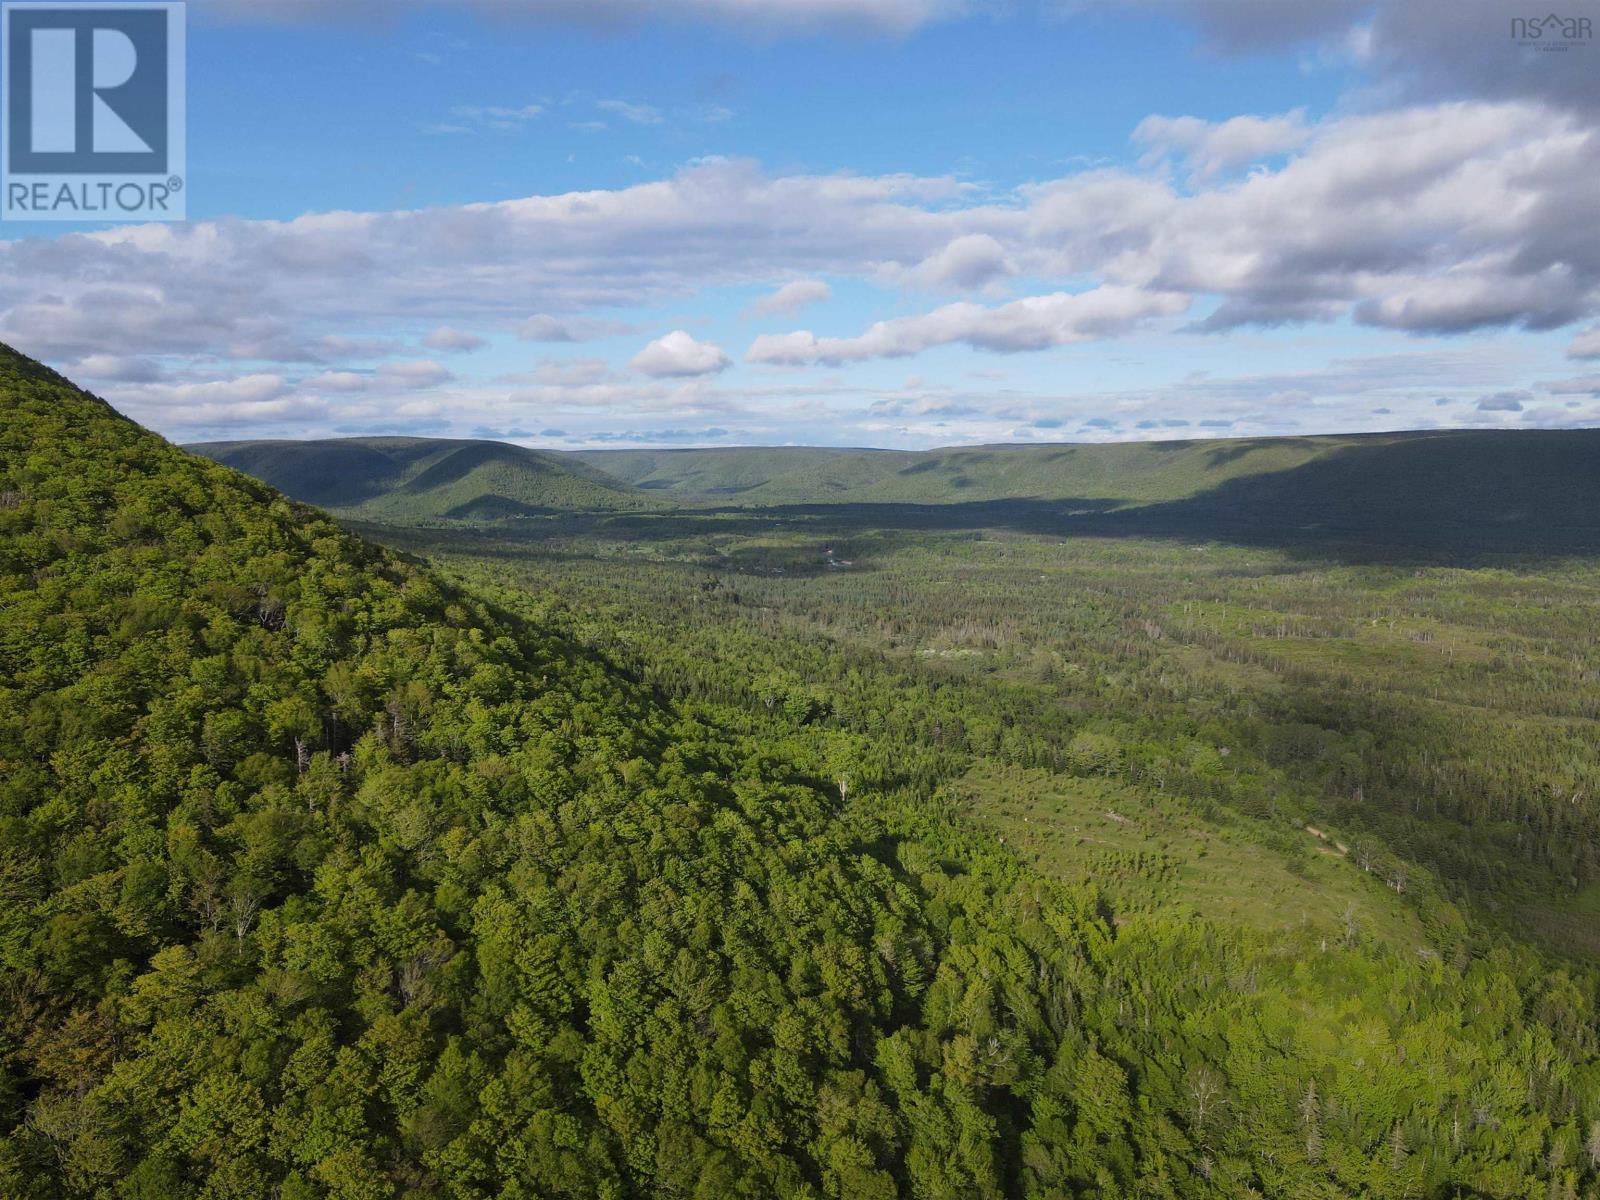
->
403;442;560;494
440;498;575;520
563;430;1600;564
354;430;1600;566
1122;428;1600;561
1202;436;1319;468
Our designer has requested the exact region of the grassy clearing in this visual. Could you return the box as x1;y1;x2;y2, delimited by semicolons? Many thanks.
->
950;762;1428;951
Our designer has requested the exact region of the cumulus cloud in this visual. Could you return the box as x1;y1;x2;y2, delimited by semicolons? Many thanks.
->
109;373;331;433
1099;0;1600;115
1520;404;1594;427
1547;374;1600;397
518;315;579;342
907;234;1015;290
630;330;733;377
423;326;488;352
1475;390;1529;412
512;358;619;387
747;279;832;317
1080;0;1366;54
1134;109;1311;182
143;373;293;408
305;360;455;392
0;156;979;372
70;354;166;383
517;314;640;342
1568;326;1600;360
1112;101;1600;334
748;286;1189;365
0;284;306;362
5;96;1599;435
10;107;1593;378
379;359;455;388
317;334;402;360
1354;267;1592;335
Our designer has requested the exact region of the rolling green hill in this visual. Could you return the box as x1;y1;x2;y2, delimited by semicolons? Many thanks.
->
567;446;859;496
200;430;1600;553
572;438;1348;504
10;347;1600;1197
575;430;1600;515
190;436;654;520
569;431;1600;553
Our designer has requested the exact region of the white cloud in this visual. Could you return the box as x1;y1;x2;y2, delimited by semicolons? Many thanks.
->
1475;390;1528;412
113;373;328;431
747;279;832;317
379;359;455;389
596;99;663;125
5;98;1598;425
1547;374;1600;397
906;233;1015;290
1110;101;1600;334
517;314;639;342
304;360;455;393
518;315;579;342
70;354;165;383
306;371;371;393
1098;0;1600;115
1133;109;1310;182
1568;326;1600;360
144;373;293;407
630;330;733;377
446;103;546;132
747;286;1189;365
422;326;488;352
316;334;401;360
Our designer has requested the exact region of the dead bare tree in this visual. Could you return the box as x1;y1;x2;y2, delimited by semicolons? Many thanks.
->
1187;1065;1226;1133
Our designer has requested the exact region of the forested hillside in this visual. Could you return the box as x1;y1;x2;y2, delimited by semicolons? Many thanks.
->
571;431;1600;513
7;344;1600;1199
569;447;867;497
570;439;1354;503
191;437;652;521
209;430;1600;553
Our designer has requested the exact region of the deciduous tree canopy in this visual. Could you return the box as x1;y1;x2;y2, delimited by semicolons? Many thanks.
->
4;346;1599;1198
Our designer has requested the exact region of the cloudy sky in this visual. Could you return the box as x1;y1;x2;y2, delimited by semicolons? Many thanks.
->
7;0;1600;448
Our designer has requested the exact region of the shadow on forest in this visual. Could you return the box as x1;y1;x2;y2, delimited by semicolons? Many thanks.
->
619;430;1600;564
362;429;1600;567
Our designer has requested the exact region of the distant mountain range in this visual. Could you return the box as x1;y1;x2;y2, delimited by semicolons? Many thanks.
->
193;429;1600;552
11;345;1600;1194
188;436;651;521
570;435;1408;504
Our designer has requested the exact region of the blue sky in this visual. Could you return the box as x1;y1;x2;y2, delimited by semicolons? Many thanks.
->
4;0;1599;448
178;7;1335;216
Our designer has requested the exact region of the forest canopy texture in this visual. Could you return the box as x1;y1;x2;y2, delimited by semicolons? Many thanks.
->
3;344;1600;1199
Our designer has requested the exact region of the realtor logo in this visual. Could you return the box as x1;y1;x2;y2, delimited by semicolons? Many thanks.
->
2;2;185;220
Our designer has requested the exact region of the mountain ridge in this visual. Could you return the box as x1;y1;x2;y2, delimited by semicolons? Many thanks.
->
572;428;1600;505
8;344;1600;1196
197;428;1600;552
190;435;656;521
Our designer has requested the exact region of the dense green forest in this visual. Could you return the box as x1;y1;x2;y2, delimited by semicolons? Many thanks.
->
8;344;1600;1198
191;439;652;522
200;429;1600;554
564;436;1476;504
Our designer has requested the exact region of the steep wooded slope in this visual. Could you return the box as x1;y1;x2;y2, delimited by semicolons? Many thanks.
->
5;347;1599;1198
192;436;652;520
